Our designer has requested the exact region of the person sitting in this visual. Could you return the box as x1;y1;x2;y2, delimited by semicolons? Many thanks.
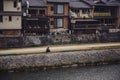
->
46;46;50;53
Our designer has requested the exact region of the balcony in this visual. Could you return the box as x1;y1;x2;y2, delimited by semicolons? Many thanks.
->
70;11;92;18
93;12;111;17
74;24;99;29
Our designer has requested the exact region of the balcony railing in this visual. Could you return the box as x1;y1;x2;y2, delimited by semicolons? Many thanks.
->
93;12;111;17
74;24;99;29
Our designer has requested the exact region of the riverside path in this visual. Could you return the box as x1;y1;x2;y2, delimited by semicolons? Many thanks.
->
0;43;120;55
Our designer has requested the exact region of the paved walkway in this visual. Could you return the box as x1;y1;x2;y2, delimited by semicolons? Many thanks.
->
0;43;120;55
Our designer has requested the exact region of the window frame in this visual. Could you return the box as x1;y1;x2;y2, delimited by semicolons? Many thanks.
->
9;16;12;22
0;0;3;11
82;9;90;14
54;18;63;28
51;21;54;25
54;4;64;14
13;0;17;8
0;16;3;22
29;9;38;15
51;6;54;11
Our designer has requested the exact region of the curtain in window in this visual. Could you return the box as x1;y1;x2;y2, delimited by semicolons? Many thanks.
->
56;19;63;28
57;5;63;14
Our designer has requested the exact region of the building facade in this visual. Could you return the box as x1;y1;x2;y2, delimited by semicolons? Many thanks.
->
117;4;120;28
1;0;120;36
22;0;49;35
69;0;99;34
0;0;22;36
93;0;119;33
47;0;69;34
21;0;120;35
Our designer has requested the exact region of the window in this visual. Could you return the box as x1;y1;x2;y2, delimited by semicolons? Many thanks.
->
0;16;3;22
51;7;54;11
0;0;3;11
55;18;63;28
29;9;37;15
55;5;64;14
18;0;21;2
71;9;79;14
82;9;89;14
39;10;45;15
0;31;2;34
9;16;12;21
51;21;54;25
14;0;17;8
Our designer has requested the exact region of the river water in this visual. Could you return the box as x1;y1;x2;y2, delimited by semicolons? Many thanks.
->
0;64;120;80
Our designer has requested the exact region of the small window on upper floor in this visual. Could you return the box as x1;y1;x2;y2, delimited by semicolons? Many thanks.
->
29;9;38;15
9;16;12;22
51;21;54;25
0;16;3;22
18;0;21;2
39;10;45;15
0;0;3;11
54;18;63;28
55;5;64;14
71;9;79;14
0;31;2;34
82;9;90;14
14;0;17;8
51;7;54;11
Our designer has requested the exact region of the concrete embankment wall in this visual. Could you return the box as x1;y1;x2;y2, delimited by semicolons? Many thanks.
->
0;49;120;71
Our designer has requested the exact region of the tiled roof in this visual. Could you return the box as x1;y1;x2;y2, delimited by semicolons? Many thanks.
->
70;0;79;1
83;0;120;6
106;0;120;6
83;0;94;5
22;0;120;7
47;0;69;3
22;0;47;7
70;1;91;8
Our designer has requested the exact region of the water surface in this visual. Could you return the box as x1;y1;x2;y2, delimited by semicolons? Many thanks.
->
0;64;120;80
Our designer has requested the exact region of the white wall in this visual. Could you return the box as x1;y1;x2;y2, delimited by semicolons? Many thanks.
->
0;16;21;29
0;0;22;30
118;7;120;27
4;0;21;12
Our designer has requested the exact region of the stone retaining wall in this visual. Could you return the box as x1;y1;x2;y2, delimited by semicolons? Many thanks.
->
0;49;120;71
0;32;120;48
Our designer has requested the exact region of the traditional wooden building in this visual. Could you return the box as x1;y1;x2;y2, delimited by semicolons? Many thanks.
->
22;0;49;35
47;0;69;34
0;0;22;36
92;0;119;32
69;0;99;34
117;3;120;28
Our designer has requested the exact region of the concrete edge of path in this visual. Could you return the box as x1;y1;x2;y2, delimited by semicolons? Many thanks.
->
0;42;120;55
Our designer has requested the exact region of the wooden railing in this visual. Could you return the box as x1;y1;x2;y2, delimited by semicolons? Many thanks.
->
93;12;111;17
